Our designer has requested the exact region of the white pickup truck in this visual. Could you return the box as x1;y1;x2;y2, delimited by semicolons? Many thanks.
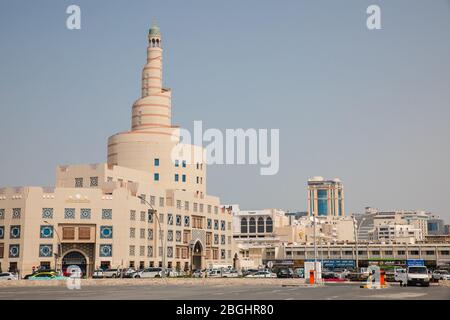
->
395;266;430;287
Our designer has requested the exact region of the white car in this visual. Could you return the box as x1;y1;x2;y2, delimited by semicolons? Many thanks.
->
134;267;163;278
222;270;239;278
102;269;120;278
432;270;450;281
93;269;105;278
0;272;18;280
245;271;277;278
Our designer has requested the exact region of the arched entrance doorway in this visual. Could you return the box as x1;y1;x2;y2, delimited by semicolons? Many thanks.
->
62;251;87;276
192;241;203;270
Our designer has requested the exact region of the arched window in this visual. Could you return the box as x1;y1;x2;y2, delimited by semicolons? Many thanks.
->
241;218;248;234
156;39;160;47
249;217;256;233
266;217;273;233
257;217;265;233
152;38;156;47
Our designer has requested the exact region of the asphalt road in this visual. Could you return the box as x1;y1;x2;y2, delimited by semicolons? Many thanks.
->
0;283;448;300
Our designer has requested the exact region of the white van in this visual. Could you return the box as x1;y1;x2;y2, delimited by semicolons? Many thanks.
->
395;266;430;287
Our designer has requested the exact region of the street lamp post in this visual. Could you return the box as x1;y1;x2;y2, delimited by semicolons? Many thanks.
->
43;220;62;274
312;212;317;284
138;195;166;278
352;216;366;273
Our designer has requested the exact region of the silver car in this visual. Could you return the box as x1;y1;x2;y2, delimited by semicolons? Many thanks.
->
134;267;163;278
0;272;18;280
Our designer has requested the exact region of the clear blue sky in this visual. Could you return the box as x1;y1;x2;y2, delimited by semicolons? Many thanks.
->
1;0;449;219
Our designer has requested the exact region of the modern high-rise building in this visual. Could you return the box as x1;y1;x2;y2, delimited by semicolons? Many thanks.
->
0;23;233;277
307;177;344;217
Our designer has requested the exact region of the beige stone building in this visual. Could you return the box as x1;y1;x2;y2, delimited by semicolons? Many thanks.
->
0;23;233;277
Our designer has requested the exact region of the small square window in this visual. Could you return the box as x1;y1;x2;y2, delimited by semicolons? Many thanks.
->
154;158;160;166
39;244;53;257
10;228;20;241
40;226;54;239
64;208;75;219
42;208;53;219
174;159;179;167
154;173;160;181
100;226;113;239
102;209;112;220
90;177;98;187
75;178;83;188
80;208;91;219
9;244;20;258
12;208;21;219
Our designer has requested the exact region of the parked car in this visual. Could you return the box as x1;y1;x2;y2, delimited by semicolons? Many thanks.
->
396;266;430;287
0;272;18;280
192;269;205;278
242;269;259;277
92;269;105;279
276;268;293;278
432;270;450;281
222;269;239;278
322;271;337;279
385;270;396;282
293;268;304;278
245;271;277;278
134;267;163;278
166;268;182;277
103;269;120;278
28;271;66;280
118;268;137;278
332;268;351;279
